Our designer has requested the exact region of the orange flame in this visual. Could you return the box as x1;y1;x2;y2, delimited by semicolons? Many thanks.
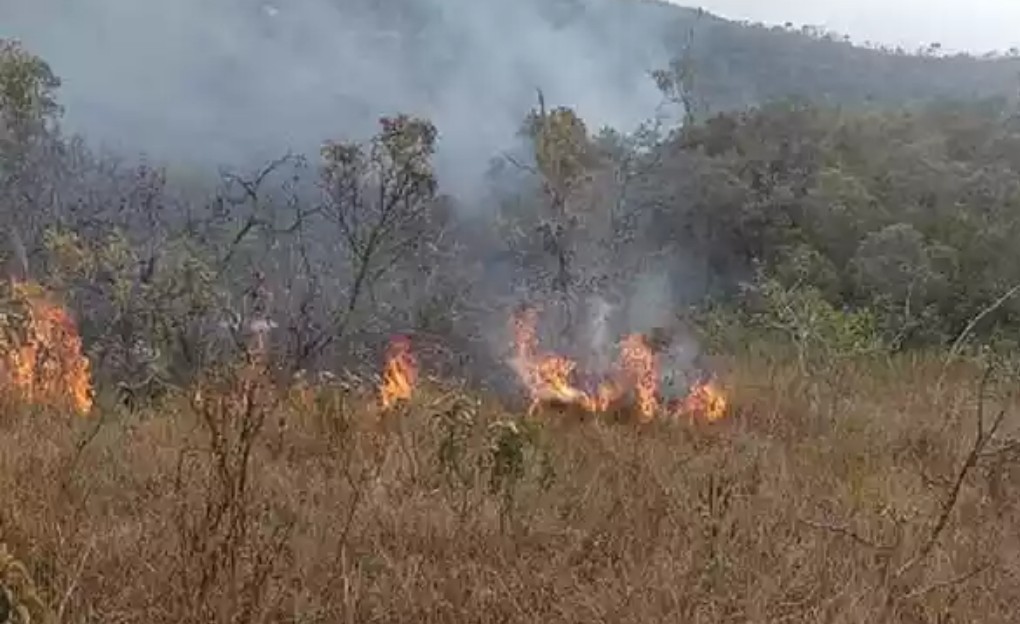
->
618;333;658;422
675;379;728;422
3;281;92;414
510;307;588;414
508;306;727;423
379;335;418;409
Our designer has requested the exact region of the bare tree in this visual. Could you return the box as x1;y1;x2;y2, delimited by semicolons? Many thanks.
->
296;115;440;368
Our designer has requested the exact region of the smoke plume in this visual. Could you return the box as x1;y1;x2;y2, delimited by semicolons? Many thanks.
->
0;0;681;197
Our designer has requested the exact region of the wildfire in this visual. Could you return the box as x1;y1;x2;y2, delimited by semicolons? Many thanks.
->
508;306;727;423
1;280;93;414
379;335;418;409
671;378;728;422
618;333;658;422
510;307;589;414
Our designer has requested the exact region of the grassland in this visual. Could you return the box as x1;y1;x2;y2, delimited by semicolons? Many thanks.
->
0;351;1018;623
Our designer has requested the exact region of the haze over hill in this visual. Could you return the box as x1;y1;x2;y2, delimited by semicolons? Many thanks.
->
685;0;1020;54
1;0;1019;195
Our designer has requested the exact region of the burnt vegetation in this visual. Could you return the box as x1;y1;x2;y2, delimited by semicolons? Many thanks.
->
2;4;1020;622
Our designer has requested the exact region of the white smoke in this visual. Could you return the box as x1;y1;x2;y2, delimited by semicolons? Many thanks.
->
584;294;616;374
0;0;681;199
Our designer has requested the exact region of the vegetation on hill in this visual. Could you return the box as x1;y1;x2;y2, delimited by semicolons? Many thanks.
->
667;11;1020;111
1;17;1020;622
325;0;1020;112
326;0;1020;112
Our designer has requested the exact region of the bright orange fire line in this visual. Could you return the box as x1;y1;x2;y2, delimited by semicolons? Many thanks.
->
507;307;727;422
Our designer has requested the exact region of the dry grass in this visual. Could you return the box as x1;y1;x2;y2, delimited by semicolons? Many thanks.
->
1;353;1019;623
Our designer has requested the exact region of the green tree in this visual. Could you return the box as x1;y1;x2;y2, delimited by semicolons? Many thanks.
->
0;39;65;278
0;39;61;146
305;115;440;365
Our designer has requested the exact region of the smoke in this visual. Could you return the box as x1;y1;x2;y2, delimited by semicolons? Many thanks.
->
584;295;615;373
0;0;679;199
1;0;717;400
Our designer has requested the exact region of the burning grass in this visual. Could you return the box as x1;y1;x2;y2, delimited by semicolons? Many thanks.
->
0;280;92;415
509;306;727;423
0;350;1018;623
379;334;418;409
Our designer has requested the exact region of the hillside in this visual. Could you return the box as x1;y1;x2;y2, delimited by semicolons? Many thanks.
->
655;2;1020;110
2;0;1019;169
3;4;1020;621
329;0;1020;113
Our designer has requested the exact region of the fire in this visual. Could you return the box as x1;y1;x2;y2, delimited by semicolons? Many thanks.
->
508;306;727;423
1;280;92;414
618;333;658;422
676;379;728;422
510;307;588;414
379;335;418;409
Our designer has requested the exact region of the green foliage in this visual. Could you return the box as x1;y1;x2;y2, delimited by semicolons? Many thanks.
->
486;418;555;530
664;96;1020;348
320;114;438;208
43;226;223;392
0;39;60;143
433;396;479;491
522;104;593;203
741;269;883;371
0;544;50;624
487;420;530;496
429;398;558;530
850;223;957;344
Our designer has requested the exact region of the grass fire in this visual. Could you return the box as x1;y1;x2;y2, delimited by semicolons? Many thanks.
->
509;306;727;423
0;280;92;415
379;334;418;409
2;26;1020;624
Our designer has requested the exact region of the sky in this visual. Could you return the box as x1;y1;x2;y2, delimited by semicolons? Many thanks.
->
685;0;1020;54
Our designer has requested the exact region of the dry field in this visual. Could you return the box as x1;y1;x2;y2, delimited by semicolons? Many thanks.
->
1;349;1019;624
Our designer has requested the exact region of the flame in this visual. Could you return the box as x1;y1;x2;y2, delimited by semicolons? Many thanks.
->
510;307;589;414
508;306;727;423
590;379;619;413
2;281;92;414
379;335;418;409
618;333;658;422
676;379;728;422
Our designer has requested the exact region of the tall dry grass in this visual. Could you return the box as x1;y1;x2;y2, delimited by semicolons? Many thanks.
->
0;352;1018;623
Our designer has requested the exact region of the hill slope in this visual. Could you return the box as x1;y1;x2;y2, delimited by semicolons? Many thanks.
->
1;0;1018;172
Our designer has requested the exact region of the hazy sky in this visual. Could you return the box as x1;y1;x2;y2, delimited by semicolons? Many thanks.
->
685;0;1020;53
